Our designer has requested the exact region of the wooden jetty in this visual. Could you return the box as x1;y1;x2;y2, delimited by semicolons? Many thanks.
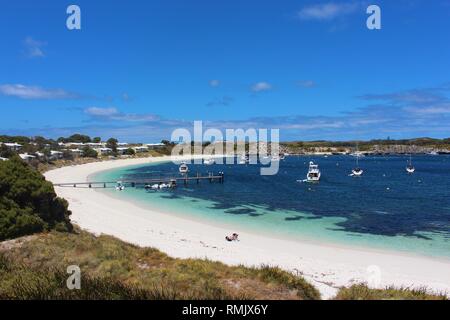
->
52;172;225;188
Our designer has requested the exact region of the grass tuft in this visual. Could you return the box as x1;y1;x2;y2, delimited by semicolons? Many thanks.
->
334;284;448;300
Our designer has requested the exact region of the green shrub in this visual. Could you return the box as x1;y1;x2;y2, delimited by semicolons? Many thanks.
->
0;157;72;240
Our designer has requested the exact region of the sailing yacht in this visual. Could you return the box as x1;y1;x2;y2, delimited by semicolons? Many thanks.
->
406;153;415;174
350;144;363;177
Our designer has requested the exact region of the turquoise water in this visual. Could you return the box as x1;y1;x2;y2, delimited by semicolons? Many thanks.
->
92;156;450;259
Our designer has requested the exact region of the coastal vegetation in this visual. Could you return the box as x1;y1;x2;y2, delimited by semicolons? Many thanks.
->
0;230;320;300
335;284;447;300
0;229;445;300
0;157;72;240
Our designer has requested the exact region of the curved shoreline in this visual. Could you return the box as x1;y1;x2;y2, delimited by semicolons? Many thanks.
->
44;156;450;299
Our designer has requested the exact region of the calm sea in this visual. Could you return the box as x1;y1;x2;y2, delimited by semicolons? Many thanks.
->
93;155;450;259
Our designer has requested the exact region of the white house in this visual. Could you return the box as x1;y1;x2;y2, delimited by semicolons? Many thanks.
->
19;153;36;161
86;142;105;148
116;147;130;155
95;147;112;155
146;143;165;149
69;148;84;157
2;142;23;151
64;142;85;148
0;157;8;161
133;146;149;153
50;150;64;160
35;152;45;158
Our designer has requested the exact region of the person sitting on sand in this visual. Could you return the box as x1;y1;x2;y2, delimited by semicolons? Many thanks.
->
225;233;239;242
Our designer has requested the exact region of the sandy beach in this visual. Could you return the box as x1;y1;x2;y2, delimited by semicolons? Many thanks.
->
44;156;450;299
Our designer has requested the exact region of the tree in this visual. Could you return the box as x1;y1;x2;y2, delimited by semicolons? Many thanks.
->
106;138;118;156
62;150;74;161
92;137;101;143
0;144;14;159
123;148;135;156
82;146;98;158
0;157;72;240
68;134;91;143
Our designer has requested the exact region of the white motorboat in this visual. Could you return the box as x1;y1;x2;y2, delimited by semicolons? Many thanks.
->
239;154;249;164
179;162;189;174
306;161;321;182
204;158;215;165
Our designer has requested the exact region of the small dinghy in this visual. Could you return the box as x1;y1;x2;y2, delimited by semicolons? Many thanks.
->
204;158;215;165
115;181;125;191
239;154;249;164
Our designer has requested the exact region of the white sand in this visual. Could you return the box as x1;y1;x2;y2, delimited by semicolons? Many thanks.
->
45;156;450;299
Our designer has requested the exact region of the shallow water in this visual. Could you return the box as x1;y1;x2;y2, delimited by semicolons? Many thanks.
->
93;155;450;259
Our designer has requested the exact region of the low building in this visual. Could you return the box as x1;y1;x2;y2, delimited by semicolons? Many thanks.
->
19;153;36;161
95;147;112;155
146;143;165;149
2;142;23;151
133;146;149;153
69;149;84;157
35;152;45;158
116;147;130;155
86;142;105;148
63;142;85;148
0;157;8;161
50;150;64;160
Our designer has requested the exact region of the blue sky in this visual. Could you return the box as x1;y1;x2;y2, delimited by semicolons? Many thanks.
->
1;0;450;142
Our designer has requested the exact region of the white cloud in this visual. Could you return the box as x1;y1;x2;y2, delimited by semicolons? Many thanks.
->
84;107;160;122
84;107;119;117
251;82;272;92
298;2;359;21
23;37;46;58
297;80;317;88
209;80;220;87
405;105;450;115
0;84;75;99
